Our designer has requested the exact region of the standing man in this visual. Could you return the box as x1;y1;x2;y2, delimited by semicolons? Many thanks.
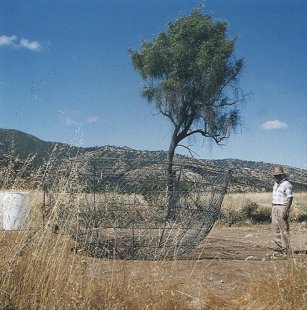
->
271;166;293;253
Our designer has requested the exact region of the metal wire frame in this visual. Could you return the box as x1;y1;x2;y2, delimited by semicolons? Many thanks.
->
44;154;231;260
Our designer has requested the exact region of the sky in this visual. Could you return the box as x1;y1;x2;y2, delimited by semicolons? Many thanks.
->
0;0;306;169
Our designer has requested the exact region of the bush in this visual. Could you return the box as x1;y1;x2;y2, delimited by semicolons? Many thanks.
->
241;200;258;218
219;200;271;226
250;205;271;223
241;200;271;223
218;209;245;226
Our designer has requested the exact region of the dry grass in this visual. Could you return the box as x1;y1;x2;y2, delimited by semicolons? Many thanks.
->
222;192;307;211
1;224;305;309
234;258;307;309
0;155;306;309
1;227;306;309
220;192;307;226
0;228;218;309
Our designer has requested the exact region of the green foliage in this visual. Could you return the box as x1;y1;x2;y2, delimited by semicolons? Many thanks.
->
129;8;245;147
219;201;271;226
241;200;258;219
241;201;271;223
218;208;244;226
133;179;165;202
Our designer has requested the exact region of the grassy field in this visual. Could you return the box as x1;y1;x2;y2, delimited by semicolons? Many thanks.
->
219;192;307;226
222;191;307;210
27;190;307;228
0;190;306;309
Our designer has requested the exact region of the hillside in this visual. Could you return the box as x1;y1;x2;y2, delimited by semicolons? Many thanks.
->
0;128;306;192
206;159;307;192
0;128;91;166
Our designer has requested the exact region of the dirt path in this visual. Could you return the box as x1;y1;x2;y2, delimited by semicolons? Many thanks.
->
193;225;307;260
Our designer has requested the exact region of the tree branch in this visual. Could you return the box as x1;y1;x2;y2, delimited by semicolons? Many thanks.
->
177;144;200;158
184;129;229;144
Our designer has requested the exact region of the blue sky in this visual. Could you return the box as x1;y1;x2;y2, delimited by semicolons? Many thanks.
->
0;0;306;169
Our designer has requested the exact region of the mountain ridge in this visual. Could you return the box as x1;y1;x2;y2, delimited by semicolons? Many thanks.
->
0;128;306;192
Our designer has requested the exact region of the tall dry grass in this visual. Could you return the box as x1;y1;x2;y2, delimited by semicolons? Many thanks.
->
0;154;306;309
0;229;191;309
234;257;307;309
1;228;306;309
222;192;307;211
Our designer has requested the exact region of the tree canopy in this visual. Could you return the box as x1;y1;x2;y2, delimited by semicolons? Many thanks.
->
129;8;245;153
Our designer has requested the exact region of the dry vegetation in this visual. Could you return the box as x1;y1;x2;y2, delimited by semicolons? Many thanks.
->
219;192;307;227
0;157;306;309
1;221;306;309
234;259;307;309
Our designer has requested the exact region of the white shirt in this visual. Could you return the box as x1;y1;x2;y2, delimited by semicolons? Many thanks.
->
272;180;293;205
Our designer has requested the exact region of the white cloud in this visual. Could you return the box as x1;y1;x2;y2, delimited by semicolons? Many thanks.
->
87;116;99;124
261;120;288;130
59;110;81;126
65;117;80;126
19;38;41;51
303;164;307;169
60;111;99;126
0;34;42;51
0;35;17;46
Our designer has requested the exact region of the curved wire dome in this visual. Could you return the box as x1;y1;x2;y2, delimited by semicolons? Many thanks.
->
50;151;230;260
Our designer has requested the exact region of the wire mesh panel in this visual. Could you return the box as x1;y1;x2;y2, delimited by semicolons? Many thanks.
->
49;151;230;260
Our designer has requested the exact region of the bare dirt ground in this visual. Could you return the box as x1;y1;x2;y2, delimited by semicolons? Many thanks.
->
95;225;307;300
183;225;307;297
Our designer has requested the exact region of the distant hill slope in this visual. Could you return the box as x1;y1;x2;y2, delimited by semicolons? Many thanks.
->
0;128;306;192
0;128;90;166
205;159;307;192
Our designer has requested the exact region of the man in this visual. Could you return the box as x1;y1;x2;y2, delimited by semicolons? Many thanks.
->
271;165;293;253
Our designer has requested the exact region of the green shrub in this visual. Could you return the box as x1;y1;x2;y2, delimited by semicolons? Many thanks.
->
219;200;271;226
241;200;258;219
218;209;244;226
241;200;271;224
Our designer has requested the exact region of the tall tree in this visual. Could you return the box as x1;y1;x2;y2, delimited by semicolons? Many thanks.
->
129;8;245;220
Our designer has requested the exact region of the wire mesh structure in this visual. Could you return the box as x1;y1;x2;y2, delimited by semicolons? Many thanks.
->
45;150;230;260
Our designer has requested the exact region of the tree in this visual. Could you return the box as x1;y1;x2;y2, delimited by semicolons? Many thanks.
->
129;8;245;220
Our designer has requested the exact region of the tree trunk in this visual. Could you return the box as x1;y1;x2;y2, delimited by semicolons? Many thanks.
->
166;132;177;221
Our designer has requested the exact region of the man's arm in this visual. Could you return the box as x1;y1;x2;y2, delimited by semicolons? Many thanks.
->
282;195;293;220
